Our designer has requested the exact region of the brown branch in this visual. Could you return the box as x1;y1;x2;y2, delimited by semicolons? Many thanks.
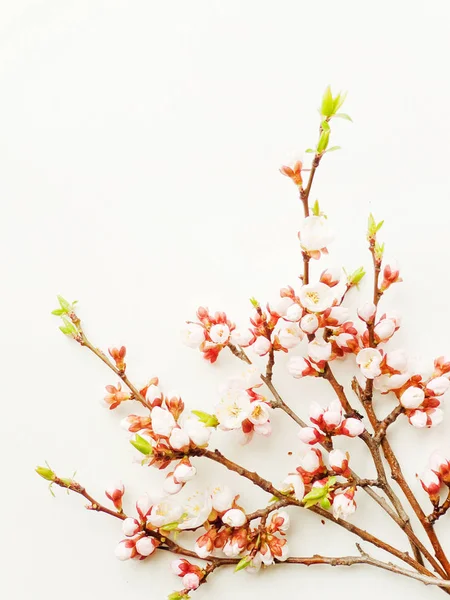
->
70;313;147;407
374;405;404;443
429;489;450;524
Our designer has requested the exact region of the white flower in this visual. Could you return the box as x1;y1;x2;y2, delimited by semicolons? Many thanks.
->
409;410;428;428
248;401;271;425
209;323;230;344
329;449;348;471
356;348;383;379
309;401;325;422
269;296;294;316
299;282;334;313
179;491;213;530
246;552;263;574
374;318;396;342
251;336;272;356
151;406;176;437
357;301;376;323
400;387;425;409
222;508;247;528
136;493;153;520
136;536;158;557
300;313;319;334
374;372;411;393
260;545;274;565
230;328;254;347
308;336;332;363
169;427;190;451
282;474;305;501
277;322;303;349
216;389;252;430
334;333;354;349
299;215;334;252
163;473;184;495
181;323;205;348
321;400;343;428
211;485;234;513
122;518;140;537
147;501;183;528
173;461;197;483
184;416;212;447
332;492;356;519
429;450;450;476
254;421;272;436
183;573;200;591
114;540;135;561
285;303;303;322
288;356;312;378
327;306;349;325
426;376;450;396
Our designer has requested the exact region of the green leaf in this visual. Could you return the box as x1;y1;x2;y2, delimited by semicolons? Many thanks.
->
317;130;330;153
305;148;316;153
168;593;190;600
249;297;260;308
51;308;66;316
321;85;334;117
320;497;331;510
191;410;219;428
311;199;321;216
334;113;353;122
130;434;152;455
333;91;347;113
36;466;55;481
347;266;366;287
326;146;341;153
303;486;328;508
321;119;330;132
234;556;252;572
57;295;71;311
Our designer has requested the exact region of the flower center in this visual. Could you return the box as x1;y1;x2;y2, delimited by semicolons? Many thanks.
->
228;403;242;417
306;291;320;304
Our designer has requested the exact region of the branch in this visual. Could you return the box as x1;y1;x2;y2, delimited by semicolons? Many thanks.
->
429;489;450;524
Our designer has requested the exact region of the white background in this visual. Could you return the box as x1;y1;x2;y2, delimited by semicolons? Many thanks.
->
2;1;450;598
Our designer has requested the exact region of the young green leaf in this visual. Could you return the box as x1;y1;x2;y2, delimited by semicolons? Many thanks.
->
36;466;55;481
191;410;219;428
332;91;348;113
305;148;316;153
321;119;331;132
334;113;353;122
312;199;321;216
326;146;341;153
51;308;66;316
347;266;366;287
321;85;334;117
130;434;152;455
317;130;330;153
57;295;71;311
234;556;252;572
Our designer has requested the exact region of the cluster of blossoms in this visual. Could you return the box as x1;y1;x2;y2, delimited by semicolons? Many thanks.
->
215;367;272;444
41;89;450;599
420;450;450;502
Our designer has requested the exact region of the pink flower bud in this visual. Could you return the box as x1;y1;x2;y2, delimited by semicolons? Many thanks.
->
340;418;364;437
385;349;408;373
320;267;341;288
115;539;136;561
400;387;425;409
434;356;450;376
329;449;350;476
408;410;428;428
298;448;323;475
151;406;176;437
429;450;450;482
426;376;450;397
222;509;247;528
280;161;303;186
325;306;349;326
135;536;158;557
163;473;184;495
380;263;402;292
145;383;162;405
108;346;126;371
374;318;396;342
171;558;191;577
173;458;197;483
420;469;441;497
298;426;324;445
105;482;125;511
285;303;303;322
230;328;255;347
136;494;153;520
182;573;201;590
122;518;140;537
169;427;190;451
251;336;272;356
270;511;290;533
121;414;152;433
103;383;130;409
287;356;315;378
428;408;444;427
357;301;376;324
